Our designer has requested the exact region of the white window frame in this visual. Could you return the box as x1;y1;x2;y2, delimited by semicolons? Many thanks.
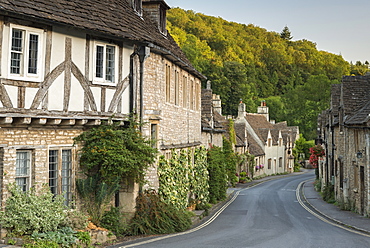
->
15;150;32;191
8;24;44;82
92;41;119;86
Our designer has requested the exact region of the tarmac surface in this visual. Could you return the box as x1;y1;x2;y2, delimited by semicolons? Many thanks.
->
1;169;369;247
231;170;370;235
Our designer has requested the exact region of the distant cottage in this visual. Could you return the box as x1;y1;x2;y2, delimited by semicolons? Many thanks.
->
234;101;299;178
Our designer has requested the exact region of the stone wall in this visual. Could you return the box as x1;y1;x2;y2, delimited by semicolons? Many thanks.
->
141;53;202;189
0;127;83;207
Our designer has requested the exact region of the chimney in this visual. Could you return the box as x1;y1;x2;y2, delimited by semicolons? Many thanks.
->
142;0;170;35
212;94;222;115
257;100;269;121
237;100;246;119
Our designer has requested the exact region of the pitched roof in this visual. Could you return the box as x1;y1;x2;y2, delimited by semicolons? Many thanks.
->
341;75;370;116
345;99;370;125
0;0;204;79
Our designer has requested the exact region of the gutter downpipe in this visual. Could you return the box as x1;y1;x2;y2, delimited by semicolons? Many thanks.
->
138;46;150;131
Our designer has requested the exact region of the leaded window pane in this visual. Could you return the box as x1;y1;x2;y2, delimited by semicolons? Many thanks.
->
16;151;30;192
105;45;115;82
49;150;58;195
28;34;38;74
11;29;23;74
96;45;104;78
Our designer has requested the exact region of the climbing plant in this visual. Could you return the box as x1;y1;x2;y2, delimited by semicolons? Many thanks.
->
191;147;210;206
207;146;228;203
73;121;157;185
158;148;209;210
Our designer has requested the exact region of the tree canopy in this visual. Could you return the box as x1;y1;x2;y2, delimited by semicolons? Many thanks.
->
167;8;369;140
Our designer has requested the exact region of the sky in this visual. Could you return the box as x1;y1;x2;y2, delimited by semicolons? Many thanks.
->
166;0;370;63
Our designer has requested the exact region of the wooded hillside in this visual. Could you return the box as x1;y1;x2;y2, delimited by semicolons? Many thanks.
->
167;8;369;140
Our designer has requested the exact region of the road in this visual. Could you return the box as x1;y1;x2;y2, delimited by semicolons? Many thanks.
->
116;171;370;248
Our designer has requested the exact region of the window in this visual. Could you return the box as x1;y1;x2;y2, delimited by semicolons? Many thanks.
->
182;75;188;107
132;0;142;15
151;123;158;149
16;150;31;191
175;70;179;105
195;82;200;110
279;157;283;168
268;159;272;170
49;149;73;205
159;6;167;34
9;25;44;81
93;42;118;85
190;80;194;110
165;64;171;102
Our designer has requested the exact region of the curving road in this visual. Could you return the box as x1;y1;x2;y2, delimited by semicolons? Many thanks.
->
117;171;370;248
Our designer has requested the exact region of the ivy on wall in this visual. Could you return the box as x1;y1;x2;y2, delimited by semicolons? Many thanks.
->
158;148;209;210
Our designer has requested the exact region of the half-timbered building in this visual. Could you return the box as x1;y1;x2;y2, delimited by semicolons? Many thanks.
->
0;0;205;212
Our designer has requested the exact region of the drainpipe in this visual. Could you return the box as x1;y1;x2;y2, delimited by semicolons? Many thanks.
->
129;50;138;114
137;46;150;130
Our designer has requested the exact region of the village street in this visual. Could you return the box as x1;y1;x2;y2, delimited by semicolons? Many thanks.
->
114;171;370;248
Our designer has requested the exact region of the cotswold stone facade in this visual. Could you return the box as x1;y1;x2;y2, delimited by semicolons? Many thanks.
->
318;76;370;216
141;52;204;190
234;101;298;178
0;128;82;207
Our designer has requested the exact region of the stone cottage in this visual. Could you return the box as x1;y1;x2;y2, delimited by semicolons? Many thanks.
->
200;82;227;149
0;0;205;212
235;101;298;177
318;75;369;216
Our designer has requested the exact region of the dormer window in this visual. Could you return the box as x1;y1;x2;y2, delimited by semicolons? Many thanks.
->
159;5;166;34
132;0;142;15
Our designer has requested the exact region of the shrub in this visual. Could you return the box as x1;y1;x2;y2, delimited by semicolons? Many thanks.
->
0;183;67;236
75;231;91;247
30;227;77;248
322;183;335;203
23;240;59;248
129;191;192;235
207;146;227;203
61;209;89;230
101;206;127;237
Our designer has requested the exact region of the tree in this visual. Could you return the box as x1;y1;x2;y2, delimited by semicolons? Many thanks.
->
74;122;157;185
280;26;293;40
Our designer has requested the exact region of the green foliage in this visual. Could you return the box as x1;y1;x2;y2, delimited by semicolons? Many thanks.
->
158;150;190;209
0;184;67;236
100;206;127;237
23;240;59;248
350;61;370;76
61;210;89;231
280;26;293;40
207;146;227;203
293;134;315;162
282;74;337;140
191;148;210;207
75;231;92;247
74;122;157;184
223;138;239;186
158;148;209;210
76;175;119;226
129;191;192;235
322;183;335;204
30;227;77;248
167;8;351;139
